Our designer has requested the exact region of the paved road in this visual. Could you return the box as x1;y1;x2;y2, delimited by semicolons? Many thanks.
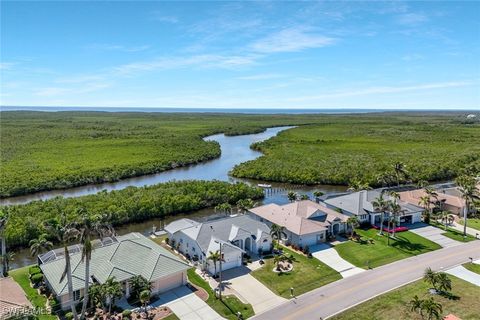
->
252;240;480;320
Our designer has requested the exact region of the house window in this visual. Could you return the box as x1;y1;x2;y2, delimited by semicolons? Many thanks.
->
186;242;189;248
180;238;183;243
73;290;81;301
192;247;195;252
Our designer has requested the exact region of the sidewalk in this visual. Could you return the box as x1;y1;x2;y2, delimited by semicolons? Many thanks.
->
446;266;480;286
451;221;479;238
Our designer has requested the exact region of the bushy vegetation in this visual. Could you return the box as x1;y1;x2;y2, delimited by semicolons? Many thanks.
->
232;114;480;186
0;111;321;197
1;180;263;247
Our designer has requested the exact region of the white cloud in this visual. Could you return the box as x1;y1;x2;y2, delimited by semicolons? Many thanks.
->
402;54;424;61
85;44;150;52
0;62;17;70
112;54;258;75
287;81;473;101
396;13;428;26
153;15;178;24
236;73;284;80
250;27;336;53
34;83;111;97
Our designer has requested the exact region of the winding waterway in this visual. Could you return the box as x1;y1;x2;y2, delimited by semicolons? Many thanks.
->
7;126;346;268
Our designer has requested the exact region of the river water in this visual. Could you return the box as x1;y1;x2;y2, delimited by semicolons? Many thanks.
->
7;126;346;268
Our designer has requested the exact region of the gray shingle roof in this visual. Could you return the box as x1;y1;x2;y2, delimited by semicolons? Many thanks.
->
40;232;189;295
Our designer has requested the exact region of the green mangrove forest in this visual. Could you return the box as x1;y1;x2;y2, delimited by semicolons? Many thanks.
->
1;180;264;247
231;114;480;186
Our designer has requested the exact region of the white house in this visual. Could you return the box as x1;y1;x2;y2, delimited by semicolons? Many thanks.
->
248;200;349;247
323;189;423;225
39;233;190;310
165;215;272;275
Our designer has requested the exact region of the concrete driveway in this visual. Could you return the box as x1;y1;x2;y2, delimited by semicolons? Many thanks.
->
222;266;286;314
152;286;224;320
409;224;461;248
446;266;480;286
310;244;365;278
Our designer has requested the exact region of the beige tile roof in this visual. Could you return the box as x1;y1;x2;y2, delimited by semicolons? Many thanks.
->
399;189;465;209
0;277;33;318
249;200;348;236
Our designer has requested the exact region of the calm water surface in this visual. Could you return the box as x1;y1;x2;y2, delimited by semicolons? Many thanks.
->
8;126;346;268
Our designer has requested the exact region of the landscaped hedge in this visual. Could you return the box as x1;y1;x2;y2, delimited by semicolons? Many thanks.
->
2;180;264;247
28;266;42;276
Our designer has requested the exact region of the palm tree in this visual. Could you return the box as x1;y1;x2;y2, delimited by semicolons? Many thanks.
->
419;195;432;223
439;211;452;230
287;191;298;202
421;297;443;320
103;277;122;314
299;194;310;200
214;203;232;216
236;199;256;214
269;224;287;249
347;179;371;192
372;193;389;235
45;216;80;320
139;289;151;314
423;267;438;291
129;275;151;301
346;216;360;238
88;283;105;310
409;295;423;317
0;251;15;275
78;212;115;319
313;191;324;199
0;211;8;277
456;174;480;238
29;234;53;257
207;250;221;276
436;273;452;293
393;162;408;186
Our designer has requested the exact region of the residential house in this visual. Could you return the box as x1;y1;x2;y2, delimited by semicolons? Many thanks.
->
165;215;272;275
248;200;349;247
323;189;423;225
39;232;190;310
399;188;466;215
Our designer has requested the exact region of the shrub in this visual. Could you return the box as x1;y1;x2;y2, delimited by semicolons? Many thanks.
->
28;266;42;276
65;312;73;320
122;310;132;319
165;237;169;245
31;273;44;285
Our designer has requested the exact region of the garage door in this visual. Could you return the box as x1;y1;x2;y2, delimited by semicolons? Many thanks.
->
152;271;185;294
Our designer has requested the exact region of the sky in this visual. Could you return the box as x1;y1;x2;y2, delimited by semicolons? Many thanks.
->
1;1;479;110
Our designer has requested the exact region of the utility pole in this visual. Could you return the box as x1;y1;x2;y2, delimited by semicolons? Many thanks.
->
219;241;223;300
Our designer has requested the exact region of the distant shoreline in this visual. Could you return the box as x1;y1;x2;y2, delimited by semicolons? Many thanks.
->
0;106;477;114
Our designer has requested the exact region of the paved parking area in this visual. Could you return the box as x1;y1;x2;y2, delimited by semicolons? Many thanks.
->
222;266;286;314
151;286;224;320
310;244;365;278
409;224;461;248
446;266;480;286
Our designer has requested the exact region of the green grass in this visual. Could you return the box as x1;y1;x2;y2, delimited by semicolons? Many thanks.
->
251;246;341;298
0;111;328;197
463;262;480;275
330;276;480;320
335;229;442;269
186;268;255;319
460;218;480;231
231;114;480;186
430;221;477;242
162;314;180;320
2;112;479;197
9;266;57;320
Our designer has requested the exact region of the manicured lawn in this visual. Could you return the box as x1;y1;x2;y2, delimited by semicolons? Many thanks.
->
9;266;57;320
163;314;180;320
460;218;480;231
251;247;342;298
430;221;477;242
335;229;441;269
463;262;480;275
187;268;254;319
330;276;480;320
